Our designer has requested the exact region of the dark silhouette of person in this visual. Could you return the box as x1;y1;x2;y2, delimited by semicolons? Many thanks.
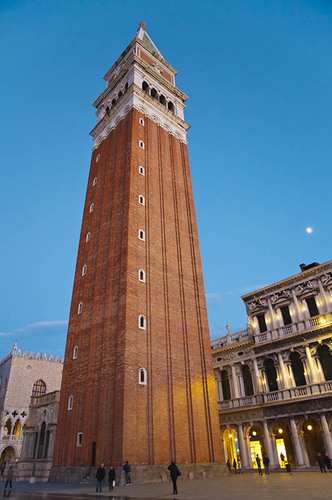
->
317;453;326;473
233;458;237;473
263;454;270;475
226;459;231;471
256;454;263;475
96;463;105;492
168;461;181;495
108;465;116;490
324;453;331;472
123;461;132;485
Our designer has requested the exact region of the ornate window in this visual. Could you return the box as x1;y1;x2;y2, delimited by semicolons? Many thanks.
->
290;351;306;386
32;380;46;397
305;296;319;317
242;365;254;396
317;344;332;381
221;370;231;401
257;313;267;333
264;358;278;392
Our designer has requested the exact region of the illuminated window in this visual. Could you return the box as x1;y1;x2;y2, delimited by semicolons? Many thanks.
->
138;315;146;330
32;380;46;397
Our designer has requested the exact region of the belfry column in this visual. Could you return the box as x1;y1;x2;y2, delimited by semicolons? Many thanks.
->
231;364;240;399
278;352;290;389
305;345;319;383
253;358;263;393
290;418;305;467
263;421;277;466
320;414;332;458
237;424;249;467
291;289;303;321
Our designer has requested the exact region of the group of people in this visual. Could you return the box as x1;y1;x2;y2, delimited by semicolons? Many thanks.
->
316;452;332;473
96;460;181;495
226;458;243;474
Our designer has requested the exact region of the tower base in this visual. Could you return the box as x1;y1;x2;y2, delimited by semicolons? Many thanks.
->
49;462;227;485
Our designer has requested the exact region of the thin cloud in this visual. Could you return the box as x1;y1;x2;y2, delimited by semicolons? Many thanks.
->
0;320;68;338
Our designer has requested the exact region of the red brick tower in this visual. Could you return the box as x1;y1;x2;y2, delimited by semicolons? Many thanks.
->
53;24;222;472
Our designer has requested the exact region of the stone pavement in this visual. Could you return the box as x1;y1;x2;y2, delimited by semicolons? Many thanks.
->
1;472;332;499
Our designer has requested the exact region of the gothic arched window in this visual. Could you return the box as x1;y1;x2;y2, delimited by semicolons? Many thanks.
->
264;358;278;392
32;380;46;397
242;364;254;396
317;344;332;381
221;370;231;401
290;351;306;386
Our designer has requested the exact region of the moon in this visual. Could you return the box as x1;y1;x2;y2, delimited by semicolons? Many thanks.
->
306;227;313;234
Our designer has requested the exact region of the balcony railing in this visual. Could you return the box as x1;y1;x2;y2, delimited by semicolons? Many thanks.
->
218;380;332;411
253;312;332;344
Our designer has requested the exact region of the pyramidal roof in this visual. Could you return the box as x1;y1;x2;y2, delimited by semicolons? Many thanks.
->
136;23;164;60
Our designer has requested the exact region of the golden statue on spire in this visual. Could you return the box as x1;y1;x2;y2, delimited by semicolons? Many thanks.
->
138;20;146;29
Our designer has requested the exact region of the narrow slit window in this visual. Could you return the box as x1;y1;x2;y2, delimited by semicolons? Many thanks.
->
68;395;73;410
138;315;146;330
77;432;83;446
139;118;145;126
96;154;100;163
139;166;145;176
93;177;97;186
138;229;145;241
89;203;94;213
82;265;87;276
138;269;146;283
78;302;83;314
86;232;91;242
139;141;145;149
139;195;145;206
139;368;147;385
73;346;78;359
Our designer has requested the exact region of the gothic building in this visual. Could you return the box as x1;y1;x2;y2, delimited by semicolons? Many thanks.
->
212;260;332;469
0;347;62;466
52;24;222;479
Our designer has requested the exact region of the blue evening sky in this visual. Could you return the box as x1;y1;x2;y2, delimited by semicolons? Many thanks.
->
1;0;331;359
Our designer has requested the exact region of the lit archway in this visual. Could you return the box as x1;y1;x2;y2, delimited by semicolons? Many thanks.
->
1;447;15;462
271;422;294;467
247;425;264;468
301;419;324;466
223;428;239;465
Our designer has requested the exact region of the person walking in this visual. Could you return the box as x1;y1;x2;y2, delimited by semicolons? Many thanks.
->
317;453;326;473
123;461;132;486
237;457;243;474
226;459;231;471
256;454;263;476
4;466;14;496
263;454;270;475
96;463;105;492
280;452;286;467
233;458;237;474
324;453;331;472
168;461;181;495
108;465;116;490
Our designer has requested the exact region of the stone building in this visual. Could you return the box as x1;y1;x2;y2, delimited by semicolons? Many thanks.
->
52;22;222;481
212;260;332;469
0;346;62;466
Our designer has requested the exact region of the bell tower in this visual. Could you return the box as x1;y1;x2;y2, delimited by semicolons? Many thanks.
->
53;24;222;472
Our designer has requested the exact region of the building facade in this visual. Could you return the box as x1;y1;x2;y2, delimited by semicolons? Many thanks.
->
53;24;222;475
212;261;332;469
0;347;62;465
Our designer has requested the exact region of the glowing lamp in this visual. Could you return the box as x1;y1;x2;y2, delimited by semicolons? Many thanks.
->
252;431;257;436
228;434;232;438
307;425;313;431
278;428;283;434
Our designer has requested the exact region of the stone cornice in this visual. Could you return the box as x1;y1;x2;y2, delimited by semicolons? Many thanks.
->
242;260;332;303
253;326;332;355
